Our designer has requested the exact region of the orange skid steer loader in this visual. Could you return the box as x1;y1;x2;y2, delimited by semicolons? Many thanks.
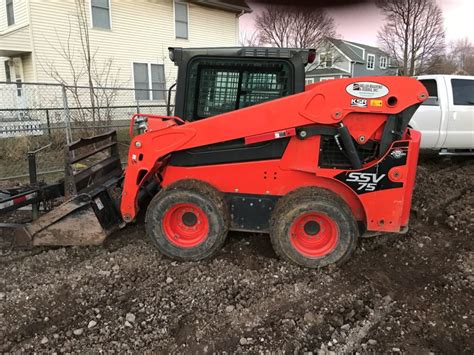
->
0;47;427;268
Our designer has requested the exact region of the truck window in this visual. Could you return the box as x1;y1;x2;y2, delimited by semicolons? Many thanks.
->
451;79;474;106
185;58;293;120
419;79;439;106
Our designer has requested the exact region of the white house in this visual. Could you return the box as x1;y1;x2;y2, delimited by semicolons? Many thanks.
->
0;0;250;98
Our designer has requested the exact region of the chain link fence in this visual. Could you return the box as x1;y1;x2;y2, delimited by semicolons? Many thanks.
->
0;82;175;183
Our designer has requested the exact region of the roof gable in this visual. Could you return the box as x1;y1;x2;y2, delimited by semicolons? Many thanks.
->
325;37;390;63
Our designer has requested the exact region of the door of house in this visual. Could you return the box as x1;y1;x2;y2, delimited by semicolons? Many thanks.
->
10;57;26;110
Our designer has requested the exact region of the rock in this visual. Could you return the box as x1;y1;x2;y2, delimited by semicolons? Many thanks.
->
166;277;173;284
341;324;350;331
225;305;235;313
392;348;401;352
240;337;248;345
125;321;133;328
88;320;97;328
0;292;5;300
112;265;120;272
73;328;83;336
368;339;377;345
304;311;316;324
40;336;48;344
126;313;136;323
345;310;356;320
382;295;392;305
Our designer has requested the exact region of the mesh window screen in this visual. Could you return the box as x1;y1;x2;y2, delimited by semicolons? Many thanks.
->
197;70;239;117
185;58;292;120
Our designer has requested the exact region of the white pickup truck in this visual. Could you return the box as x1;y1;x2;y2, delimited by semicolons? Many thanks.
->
410;75;474;154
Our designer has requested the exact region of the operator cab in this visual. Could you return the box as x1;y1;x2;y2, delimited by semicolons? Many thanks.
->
169;47;314;121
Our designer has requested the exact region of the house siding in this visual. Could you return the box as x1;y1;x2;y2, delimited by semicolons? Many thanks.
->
28;0;239;87
0;25;32;53
21;53;34;81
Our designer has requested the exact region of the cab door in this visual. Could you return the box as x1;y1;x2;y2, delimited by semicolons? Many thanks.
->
443;78;474;148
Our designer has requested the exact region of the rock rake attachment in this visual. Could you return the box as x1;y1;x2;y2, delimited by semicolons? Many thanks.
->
0;131;124;249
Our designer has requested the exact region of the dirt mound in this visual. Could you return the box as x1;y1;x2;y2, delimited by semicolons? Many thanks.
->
1;155;472;353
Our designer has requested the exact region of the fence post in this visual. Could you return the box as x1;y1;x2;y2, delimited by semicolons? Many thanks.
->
45;109;52;138
27;152;39;220
61;85;72;145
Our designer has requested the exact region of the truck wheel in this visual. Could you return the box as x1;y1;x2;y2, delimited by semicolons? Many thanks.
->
270;188;358;268
145;181;229;261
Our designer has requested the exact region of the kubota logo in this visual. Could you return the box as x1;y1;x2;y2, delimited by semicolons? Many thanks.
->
346;172;386;191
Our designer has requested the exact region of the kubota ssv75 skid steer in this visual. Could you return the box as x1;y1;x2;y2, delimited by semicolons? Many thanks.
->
2;47;428;268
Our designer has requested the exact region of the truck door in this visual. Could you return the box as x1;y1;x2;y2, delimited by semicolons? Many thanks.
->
416;78;443;148
444;78;474;148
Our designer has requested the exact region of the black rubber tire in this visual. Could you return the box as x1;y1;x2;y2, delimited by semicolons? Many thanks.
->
145;180;229;261
270;187;358;268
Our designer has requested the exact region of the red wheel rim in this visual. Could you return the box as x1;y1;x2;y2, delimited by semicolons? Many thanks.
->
290;212;339;257
162;203;209;248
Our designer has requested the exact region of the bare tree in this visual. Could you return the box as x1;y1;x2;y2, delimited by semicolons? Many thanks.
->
376;0;445;76
240;30;262;47
450;38;474;74
40;0;122;134
255;5;336;49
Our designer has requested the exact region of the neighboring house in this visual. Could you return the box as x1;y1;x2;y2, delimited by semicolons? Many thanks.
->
0;0;250;99
305;37;397;83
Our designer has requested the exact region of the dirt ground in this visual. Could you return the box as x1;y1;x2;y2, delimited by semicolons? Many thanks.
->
0;154;472;353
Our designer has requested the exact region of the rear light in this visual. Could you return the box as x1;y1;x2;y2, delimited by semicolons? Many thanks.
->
308;50;316;63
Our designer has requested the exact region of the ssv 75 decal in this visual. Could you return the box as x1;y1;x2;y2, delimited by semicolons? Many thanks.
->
334;144;409;194
346;172;386;192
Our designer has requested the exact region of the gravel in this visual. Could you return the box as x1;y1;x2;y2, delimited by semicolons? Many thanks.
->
0;155;472;353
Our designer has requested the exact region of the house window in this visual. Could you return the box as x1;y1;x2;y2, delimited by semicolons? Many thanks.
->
319;53;332;68
4;61;11;82
320;77;335;81
305;78;314;85
6;0;15;26
151;64;166;100
175;1;188;39
91;0;111;29
380;56;387;69
367;54;375;70
133;63;166;101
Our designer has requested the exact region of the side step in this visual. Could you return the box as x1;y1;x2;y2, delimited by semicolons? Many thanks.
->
439;149;474;156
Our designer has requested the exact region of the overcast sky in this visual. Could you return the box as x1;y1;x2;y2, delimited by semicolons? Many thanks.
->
239;0;474;46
